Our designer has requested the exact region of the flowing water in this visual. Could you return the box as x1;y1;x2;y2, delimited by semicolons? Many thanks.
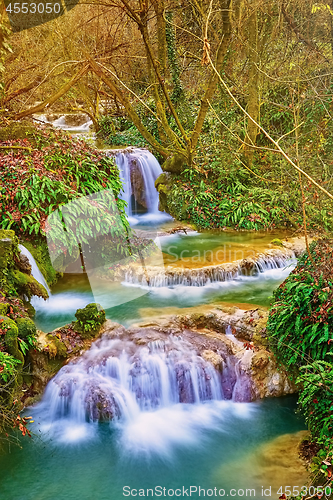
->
113;148;171;226
8;117;307;500
33;229;295;331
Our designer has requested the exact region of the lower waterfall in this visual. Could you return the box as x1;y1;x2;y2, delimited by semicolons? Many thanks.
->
34;333;255;450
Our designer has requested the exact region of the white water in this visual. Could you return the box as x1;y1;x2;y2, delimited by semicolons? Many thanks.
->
18;244;50;294
34;334;254;449
123;253;296;288
34;113;93;132
112;148;171;226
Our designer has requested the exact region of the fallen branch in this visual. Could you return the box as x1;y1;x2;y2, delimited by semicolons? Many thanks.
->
14;64;90;120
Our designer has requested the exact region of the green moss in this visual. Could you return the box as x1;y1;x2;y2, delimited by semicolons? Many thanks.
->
45;334;68;358
11;270;48;300
0;230;18;270
16;317;37;339
271;238;283;247
74;303;106;339
0;303;8;316
0;315;24;364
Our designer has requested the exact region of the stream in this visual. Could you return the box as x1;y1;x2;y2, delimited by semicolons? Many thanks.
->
0;114;307;500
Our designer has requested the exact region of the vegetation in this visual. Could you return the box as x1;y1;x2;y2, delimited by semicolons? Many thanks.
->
1;0;333;493
0;230;43;446
74;303;106;338
267;240;333;493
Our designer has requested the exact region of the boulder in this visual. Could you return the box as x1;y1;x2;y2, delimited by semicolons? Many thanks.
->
130;158;147;208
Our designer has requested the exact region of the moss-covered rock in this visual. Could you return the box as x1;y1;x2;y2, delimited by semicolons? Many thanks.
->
16;253;31;274
45;334;68;358
0;230;18;270
16;317;37;339
271;238;283;247
11;270;48;300
162;153;186;174
155;172;173;213
0;303;8;316
0;315;24;364
74;303;106;338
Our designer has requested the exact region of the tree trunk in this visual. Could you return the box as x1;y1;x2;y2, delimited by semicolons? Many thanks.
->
244;0;259;167
88;56;170;158
191;0;232;150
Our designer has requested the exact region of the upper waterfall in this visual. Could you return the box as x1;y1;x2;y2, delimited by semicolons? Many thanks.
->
112;148;171;225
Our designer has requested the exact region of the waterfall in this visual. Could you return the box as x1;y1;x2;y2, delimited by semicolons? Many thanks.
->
18;244;51;294
34;113;93;132
37;335;228;423
112;148;171;225
123;252;296;288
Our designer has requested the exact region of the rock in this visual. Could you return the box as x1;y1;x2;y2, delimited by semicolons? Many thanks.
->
16;317;36;338
201;350;223;371
17;253;32;274
162;153;186;174
271;238;283;246
155;172;173;212
74;303;106;338
0;230;17;270
0;315;24;364
130;158;147;208
11;270;48;299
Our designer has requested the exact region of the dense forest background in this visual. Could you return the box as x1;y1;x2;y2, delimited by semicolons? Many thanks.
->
1;0;333;234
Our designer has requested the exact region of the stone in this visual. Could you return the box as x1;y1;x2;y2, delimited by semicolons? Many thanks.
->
16;253;32;274
16;317;37;339
0;315;24;364
201;350;223;371
130;158;147;208
74;303;106;338
162;153;186;173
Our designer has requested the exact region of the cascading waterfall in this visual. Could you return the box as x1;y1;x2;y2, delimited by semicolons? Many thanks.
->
39;336;225;425
35;113;93;132
123;252;296;288
18;244;51;294
112;148;170;224
35;333;256;449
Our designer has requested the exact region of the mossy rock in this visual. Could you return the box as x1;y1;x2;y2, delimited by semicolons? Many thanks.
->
16;317;37;339
0;315;24;364
271;239;283;247
23;301;36;318
11;270;48;299
0;303;8;316
74;303;106;339
155;173;172;189
0;230;18;270
252;314;269;347
162;153;186;174
45;334;68;358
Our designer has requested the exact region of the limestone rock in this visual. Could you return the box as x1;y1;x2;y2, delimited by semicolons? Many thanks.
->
201;350;223;371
